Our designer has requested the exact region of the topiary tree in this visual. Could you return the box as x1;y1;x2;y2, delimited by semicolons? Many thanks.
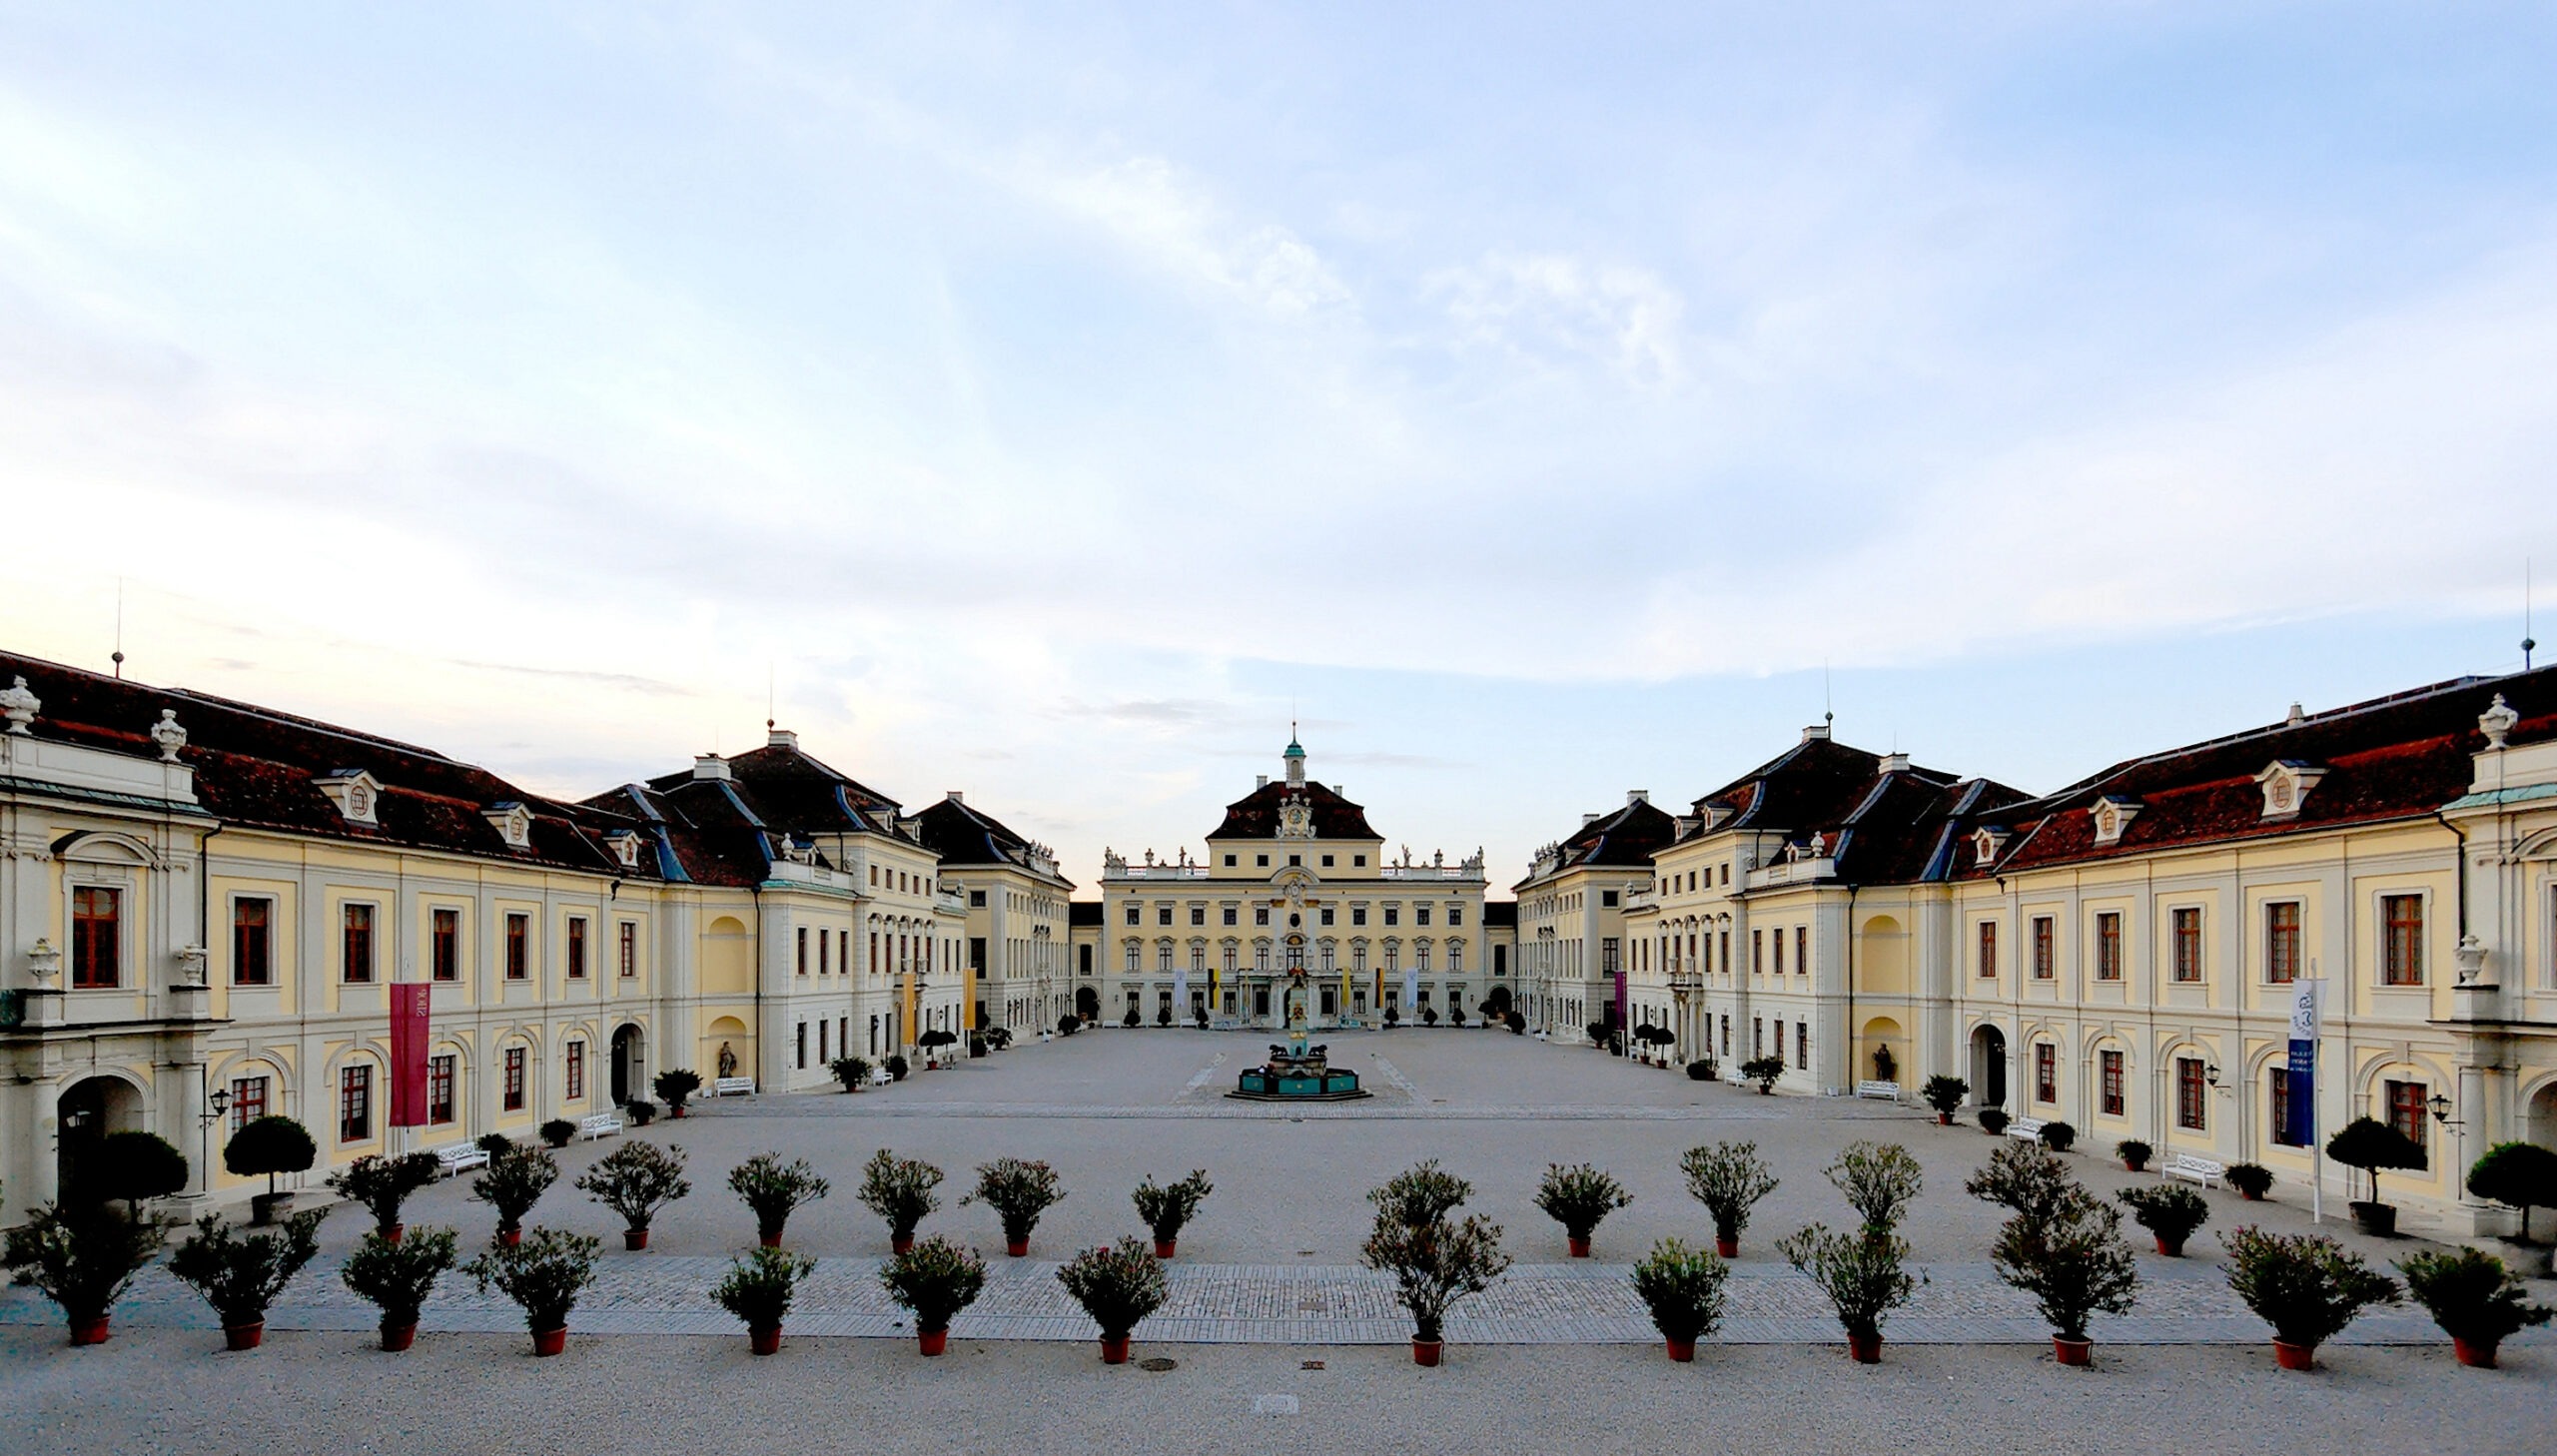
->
2467;1141;2557;1244
78;1130;189;1216
223;1115;317;1221
2326;1116;2426;1213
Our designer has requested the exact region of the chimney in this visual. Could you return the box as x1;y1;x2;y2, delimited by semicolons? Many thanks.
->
2285;702;2305;727
767;726;798;749
1627;789;1650;806
1882;752;1910;773
1257;775;1269;789
692;753;730;781
1802;722;1832;742
945;790;964;804
1582;813;1601;827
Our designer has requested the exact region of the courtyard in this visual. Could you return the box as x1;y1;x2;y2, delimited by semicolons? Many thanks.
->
6;1028;2553;1454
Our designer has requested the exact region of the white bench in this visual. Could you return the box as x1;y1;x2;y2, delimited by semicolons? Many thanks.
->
576;1112;623;1141
432;1141;490;1177
2005;1115;2049;1143
2159;1152;2224;1189
711;1077;756;1097
1855;1081;1901;1101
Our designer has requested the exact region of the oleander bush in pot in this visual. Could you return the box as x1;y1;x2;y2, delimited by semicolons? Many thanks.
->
624;1098;657;1126
1978;1108;2011;1136
2396;1246;2552;1368
1740;1056;1784;1093
1059;1238;1169;1363
2119;1184;2210;1256
729;1152;831;1248
2036;1120;2078;1153
575;1140;691;1249
341;1225;457;1351
967;1157;1066;1256
328;1152;441;1242
1965;1142;2079;1226
465;1226;602;1357
712;1245;817;1356
1361;1161;1512;1366
1686;1059;1716;1082
2226;1162;2274;1200
831;1056;874;1092
539;1119;577;1149
1779;1222;1919;1363
223;1115;317;1225
476;1132;512;1162
1132;1169;1213;1257
3;1202;169;1345
168;1208;328;1351
2117;1139;2152;1173
1630;1238;1728;1362
881;1234;987;1356
885;1055;911;1081
1534;1163;1632;1258
1922;1076;1969;1125
1991;1185;2138;1365
1827;1141;1925;1236
652;1069;702;1117
472;1143;559;1247
1680;1140;1779;1258
2326;1117;2426;1237
858;1149;944;1254
2220;1226;2400;1370
1507;1012;1527;1035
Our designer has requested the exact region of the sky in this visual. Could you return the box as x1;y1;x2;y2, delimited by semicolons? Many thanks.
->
3;3;2553;891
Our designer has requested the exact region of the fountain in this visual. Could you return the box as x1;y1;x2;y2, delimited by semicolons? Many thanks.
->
1229;970;1368;1101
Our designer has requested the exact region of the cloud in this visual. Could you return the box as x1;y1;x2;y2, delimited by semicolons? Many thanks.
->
1428;252;1688;386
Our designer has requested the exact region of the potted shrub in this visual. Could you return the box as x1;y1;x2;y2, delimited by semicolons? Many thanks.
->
969;1035;988;1058
1988;1185;2138;1366
2226;1162;2274;1201
653;1068;702;1118
2220;1225;2400;1370
1680;1140;1779;1258
223;1115;317;1226
858;1149;944;1254
2119;1184;2210;1256
1686;1060;1715;1082
1155;1005;1173;1028
1534;1162;1632;1258
1507;1012;1527;1035
1058;1014;1080;1036
2467;1141;2557;1277
1382;1006;1399;1029
967;1157;1066;1256
341;1225;456;1351
624;1098;657;1126
1630;1237;1728;1361
1360;1161;1512;1366
712;1244;817;1356
1779;1222;1919;1363
1964;1141;2078;1224
1979;1107;2011;1136
1133;1169;1214;1258
1193;1006;1211;1031
830;1056;873;1092
1123;1006;1141;1028
2117;1139;2151;1173
575;1140;691;1249
1585;1021;1609;1047
2326;1117;2426;1236
1740;1056;1784;1093
1058;1237;1169;1363
476;1132;512;1163
2396;1246;2552;1368
2036;1120;2077;1153
1827;1141;1925;1235
729;1152;831;1248
328;1151;441;1243
78;1130;190;1216
881;1233;988;1355
1922;1076;1969;1126
1421;1006;1440;1027
2;1202;168;1345
472;1144;559;1248
885;1055;911;1082
538;1119;577;1150
168;1209;328;1350
465;1226;601;1357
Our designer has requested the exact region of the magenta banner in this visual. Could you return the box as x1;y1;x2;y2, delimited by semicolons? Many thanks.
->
389;983;430;1127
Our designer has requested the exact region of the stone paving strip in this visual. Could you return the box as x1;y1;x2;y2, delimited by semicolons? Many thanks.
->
0;1256;2451;1346
689;1099;1811;1120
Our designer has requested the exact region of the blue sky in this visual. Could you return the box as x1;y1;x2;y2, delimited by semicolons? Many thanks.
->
3;3;2552;888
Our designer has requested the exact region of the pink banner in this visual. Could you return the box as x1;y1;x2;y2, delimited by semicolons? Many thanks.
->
390;983;430;1127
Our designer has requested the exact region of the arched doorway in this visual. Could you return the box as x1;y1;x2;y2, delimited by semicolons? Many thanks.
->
1972;1025;2009;1108
609;1024;645;1106
57;1075;146;1199
2529;1083;2557;1150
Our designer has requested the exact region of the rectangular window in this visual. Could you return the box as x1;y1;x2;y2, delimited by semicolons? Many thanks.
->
2176;1058;2206;1130
2265;901;2300;984
2101;1050;2125;1116
1353;855;1366;868
566;917;587;980
1159;904;1174;926
1795;926;1808;977
229;1075;269;1136
1719;1015;1729;1057
1752;1018;1763;1057
797;926;809;976
2035;1043;2057;1103
2385;1080;2429;1159
796;1022;808;1070
233;898;273;987
1224;906;1240;926
1320;907;1335;927
1125;904;1140;926
505;913;529;981
1258;907;1274;927
2094;912;2123;981
565;1041;585;1100
503;1047;526;1111
1450;906;1464;927
619;921;637;978
2032;916;2055;980
1601;938;1620;974
1977;921;1997;980
1796;1022;1808;1070
1752;929;1764;975
2171;908;2202;983
71;886;120;989
2269;1068;2298;1146
430;907;459;982
1351;907;1366;927
1773;929;1785;976
1191;906;1206;926
342;903;375;984
427;1054;456;1125
1383;906;1398;927
2381;895;2424;987
1125;943;1140;974
340;1065;373;1142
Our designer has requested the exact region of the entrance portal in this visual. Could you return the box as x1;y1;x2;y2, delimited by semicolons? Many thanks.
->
57;1076;145;1200
610;1024;645;1106
1972;1025;2010;1108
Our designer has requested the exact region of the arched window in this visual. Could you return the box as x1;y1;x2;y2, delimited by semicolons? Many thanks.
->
1125;942;1141;974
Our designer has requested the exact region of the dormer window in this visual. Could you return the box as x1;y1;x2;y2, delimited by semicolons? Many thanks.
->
482;802;532;849
2254;761;2327;821
1972;827;2011;866
2089;796;2141;846
316;770;384;827
606;830;643;869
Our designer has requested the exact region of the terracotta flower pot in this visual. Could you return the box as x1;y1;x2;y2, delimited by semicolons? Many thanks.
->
2123;1159;2146;1173
2272;1339;2315;1372
750;1325;782;1356
1568;1235;1592;1258
918;1327;948;1357
2053;1336;2092;1367
383;1223;405;1245
1100;1333;1131;1364
531;1326;568;1357
224;1321;265;1352
380;1321;418;1352
624;1228;649;1251
68;1315;110;1346
1938;1113;1953;1126
1847;1331;1882;1364
1664;1336;1696;1362
1411;1338;1442;1367
1006;1237;1029;1257
499;1226;523;1248
670;1106;687;1119
1715;1236;1738;1259
1153;1238;1177;1259
2452;1336;2497;1369
759;1230;784;1249
2154;1235;2185;1257
2240;1189;2264;1201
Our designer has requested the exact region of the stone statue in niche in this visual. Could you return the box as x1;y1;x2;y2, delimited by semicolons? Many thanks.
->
717;1041;738;1079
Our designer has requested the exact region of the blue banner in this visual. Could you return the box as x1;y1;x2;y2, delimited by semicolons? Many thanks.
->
2283;1039;2315;1147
